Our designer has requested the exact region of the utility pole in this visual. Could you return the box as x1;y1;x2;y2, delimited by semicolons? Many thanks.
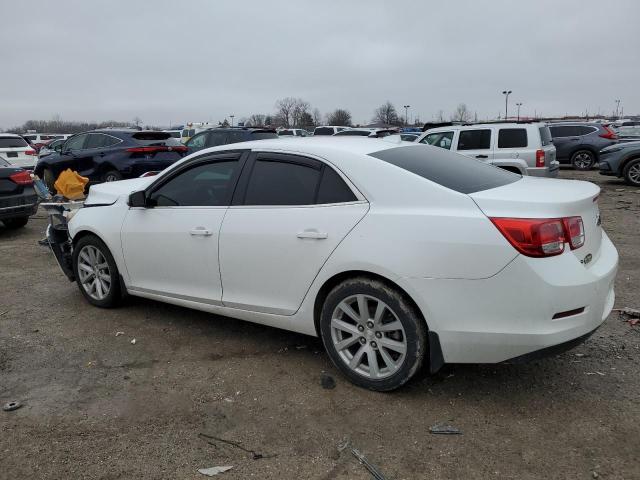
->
230;115;235;127
614;99;621;119
502;90;512;120
516;102;523;122
403;105;410;126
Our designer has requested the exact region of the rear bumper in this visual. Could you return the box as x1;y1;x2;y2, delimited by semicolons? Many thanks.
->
399;232;618;364
527;161;560;178
0;193;38;220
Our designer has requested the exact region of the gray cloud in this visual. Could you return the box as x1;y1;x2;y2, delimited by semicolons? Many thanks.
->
1;0;637;128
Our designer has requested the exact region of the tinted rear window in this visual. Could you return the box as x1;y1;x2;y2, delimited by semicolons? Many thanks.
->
132;132;172;142
369;145;520;194
0;137;28;148
498;128;528;148
457;129;491;150
335;130;370;136
539;126;552;146
314;127;334;135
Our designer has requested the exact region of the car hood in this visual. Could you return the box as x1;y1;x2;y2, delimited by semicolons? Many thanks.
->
85;177;154;206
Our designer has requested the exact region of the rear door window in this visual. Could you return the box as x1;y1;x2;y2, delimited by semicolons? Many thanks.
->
457;129;491;150
64;134;87;151
314;127;334;136
577;126;597;135
497;128;528;148
227;131;248;144
316;167;357;204
243;155;322;205
369;145;519;194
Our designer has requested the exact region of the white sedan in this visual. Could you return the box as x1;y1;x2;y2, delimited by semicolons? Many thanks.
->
46;138;618;391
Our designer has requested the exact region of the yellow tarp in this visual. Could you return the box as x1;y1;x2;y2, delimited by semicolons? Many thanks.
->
54;169;89;200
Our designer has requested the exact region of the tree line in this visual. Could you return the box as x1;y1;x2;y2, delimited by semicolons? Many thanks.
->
3;101;476;133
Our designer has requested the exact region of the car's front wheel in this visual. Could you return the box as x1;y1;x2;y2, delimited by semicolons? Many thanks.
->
72;234;121;308
2;217;29;229
102;170;123;182
623;158;640;187
319;277;427;391
571;150;596;170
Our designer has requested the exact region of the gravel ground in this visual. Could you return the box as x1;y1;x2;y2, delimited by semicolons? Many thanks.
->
1;169;638;480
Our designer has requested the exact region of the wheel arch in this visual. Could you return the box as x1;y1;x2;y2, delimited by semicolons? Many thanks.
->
620;154;640;175
312;269;444;373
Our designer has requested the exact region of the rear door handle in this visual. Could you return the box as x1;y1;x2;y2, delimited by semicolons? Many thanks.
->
189;227;213;236
297;230;328;239
475;154;488;159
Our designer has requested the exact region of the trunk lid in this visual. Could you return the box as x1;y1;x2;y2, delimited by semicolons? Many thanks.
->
470;177;602;264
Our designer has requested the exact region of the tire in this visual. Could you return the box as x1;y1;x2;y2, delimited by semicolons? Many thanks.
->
319;277;427;391
72;234;121;308
102;170;123;182
623;158;640;187
3;217;29;229
43;168;56;193
571;150;595;170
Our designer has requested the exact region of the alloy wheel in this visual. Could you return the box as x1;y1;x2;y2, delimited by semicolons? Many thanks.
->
77;245;111;301
627;163;640;185
330;294;407;379
573;152;594;169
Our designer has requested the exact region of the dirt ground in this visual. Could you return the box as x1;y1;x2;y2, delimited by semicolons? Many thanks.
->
1;169;639;480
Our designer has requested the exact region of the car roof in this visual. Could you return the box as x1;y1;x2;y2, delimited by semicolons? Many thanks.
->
0;133;23;138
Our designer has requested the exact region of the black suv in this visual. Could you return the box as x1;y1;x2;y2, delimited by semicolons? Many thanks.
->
186;128;278;154
34;130;187;191
549;123;617;170
0;158;38;229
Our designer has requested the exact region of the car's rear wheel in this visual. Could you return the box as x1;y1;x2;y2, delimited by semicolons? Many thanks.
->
571;150;595;170
623;158;640;186
43;168;56;193
319;277;427;391
3;217;29;229
72;234;121;308
102;170;123;182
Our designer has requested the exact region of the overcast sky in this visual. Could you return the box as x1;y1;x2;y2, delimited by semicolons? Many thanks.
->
2;0;638;128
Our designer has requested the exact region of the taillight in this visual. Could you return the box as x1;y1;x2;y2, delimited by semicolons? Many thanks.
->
126;145;188;154
535;149;545;168
562;216;585;250
9;171;33;185
490;216;586;257
25;149;36;156
599;126;617;140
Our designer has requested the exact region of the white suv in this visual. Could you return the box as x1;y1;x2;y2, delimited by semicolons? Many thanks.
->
416;122;559;177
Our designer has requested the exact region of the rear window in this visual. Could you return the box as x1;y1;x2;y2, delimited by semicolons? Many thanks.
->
539;126;552;146
131;131;172;145
369;145;520;194
250;132;278;140
0;137;28;148
314;127;334;136
168;131;181;138
335;130;370;136
498;128;528;148
550;125;581;137
279;130;293;136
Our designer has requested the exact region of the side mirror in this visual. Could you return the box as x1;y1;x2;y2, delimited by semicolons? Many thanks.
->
128;190;148;208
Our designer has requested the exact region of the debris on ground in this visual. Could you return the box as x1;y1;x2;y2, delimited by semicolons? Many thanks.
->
199;433;275;460
197;466;233;476
429;424;463;435
0;311;8;316
585;372;606;376
130;338;137;345
115;331;125;337
338;440;389;480
614;307;640;326
320;373;336;390
3;401;23;412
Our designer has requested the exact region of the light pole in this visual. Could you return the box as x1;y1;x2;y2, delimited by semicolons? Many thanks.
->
403;105;410;126
614;99;621;119
230;115;235;127
516;102;523;121
502;90;512;120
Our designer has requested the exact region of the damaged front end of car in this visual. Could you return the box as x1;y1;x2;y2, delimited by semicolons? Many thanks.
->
41;201;83;281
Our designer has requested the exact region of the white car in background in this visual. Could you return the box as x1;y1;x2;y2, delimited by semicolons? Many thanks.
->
0;134;37;169
313;125;350;135
278;128;311;137
45;138;617;391
415;122;559;177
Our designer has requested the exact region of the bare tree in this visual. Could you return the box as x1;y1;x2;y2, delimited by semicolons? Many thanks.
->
246;114;267;127
312;108;322;126
133;116;142;127
275;97;299;128
292;100;310;128
372;101;400;126
327;108;352;126
451;103;472;123
299;111;314;128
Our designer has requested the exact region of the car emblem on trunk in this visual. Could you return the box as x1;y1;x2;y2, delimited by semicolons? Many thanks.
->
581;253;593;265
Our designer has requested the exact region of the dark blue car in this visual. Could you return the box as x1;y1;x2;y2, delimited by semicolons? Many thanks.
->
34;129;187;191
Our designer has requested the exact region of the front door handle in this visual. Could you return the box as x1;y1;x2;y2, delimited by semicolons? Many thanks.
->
297;230;328;240
190;227;213;236
475;154;489;159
